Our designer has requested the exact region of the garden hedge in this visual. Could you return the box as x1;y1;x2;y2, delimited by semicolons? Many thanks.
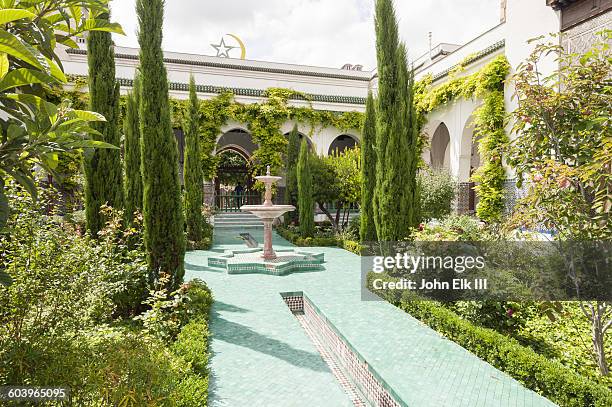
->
396;296;612;407
275;225;362;255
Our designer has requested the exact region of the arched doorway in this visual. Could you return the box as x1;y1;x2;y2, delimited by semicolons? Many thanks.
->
430;123;450;169
328;134;359;155
214;129;261;211
284;131;314;151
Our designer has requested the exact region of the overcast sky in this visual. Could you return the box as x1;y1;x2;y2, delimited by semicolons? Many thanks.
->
110;0;500;70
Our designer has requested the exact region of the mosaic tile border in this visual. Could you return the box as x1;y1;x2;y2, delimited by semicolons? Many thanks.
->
208;248;325;276
282;293;406;407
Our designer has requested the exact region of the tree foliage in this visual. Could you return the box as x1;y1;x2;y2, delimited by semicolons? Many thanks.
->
123;71;143;224
284;124;300;224
360;92;377;241
418;168;457;222
137;0;185;289
85;15;123;236
507;31;612;377
183;75;204;245
0;1;124;231
297;138;314;237
373;0;420;242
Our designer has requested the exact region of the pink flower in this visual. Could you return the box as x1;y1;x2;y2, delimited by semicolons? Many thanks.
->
418;223;425;231
506;308;514;318
532;173;543;182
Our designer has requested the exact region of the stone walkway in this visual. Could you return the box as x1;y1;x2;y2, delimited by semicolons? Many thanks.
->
185;227;557;407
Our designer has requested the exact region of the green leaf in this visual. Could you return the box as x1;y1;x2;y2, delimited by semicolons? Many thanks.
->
3;93;49;113
0;68;55;92
56;34;78;49
0;52;7;78
65;139;120;150
6;123;24;139
40;152;59;170
46;57;66;82
0;29;43;69
69;110;106;122
81;19;125;35
0;9;35;25
69;5;82;27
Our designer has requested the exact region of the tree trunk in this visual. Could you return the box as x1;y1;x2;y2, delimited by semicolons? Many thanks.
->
318;202;337;230
592;304;610;376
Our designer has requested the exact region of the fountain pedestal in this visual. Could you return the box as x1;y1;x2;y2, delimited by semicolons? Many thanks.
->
262;220;276;260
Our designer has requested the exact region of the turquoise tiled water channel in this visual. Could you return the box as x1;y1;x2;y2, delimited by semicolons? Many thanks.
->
185;227;557;407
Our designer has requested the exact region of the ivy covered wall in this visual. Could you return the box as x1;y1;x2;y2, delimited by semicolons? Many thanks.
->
53;81;365;181
415;55;511;222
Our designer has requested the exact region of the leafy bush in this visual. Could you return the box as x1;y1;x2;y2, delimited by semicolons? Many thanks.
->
398;297;612;406
346;215;361;241
368;273;612;407
275;225;339;247
135;277;212;342
418;169;457;222
448;300;529;333
275;225;362;255
77;326;192;406
0;187;144;374
413;215;491;241
0;186;213;405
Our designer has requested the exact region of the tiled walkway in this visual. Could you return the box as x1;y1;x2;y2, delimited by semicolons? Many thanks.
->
185;227;557;407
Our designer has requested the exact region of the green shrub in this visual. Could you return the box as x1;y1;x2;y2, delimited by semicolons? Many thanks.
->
1;186;214;405
174;374;209;407
448;300;529;333
136;277;213;342
346;215;361;241
78;326;191;406
0;189;149;386
417;169;456;222
173;320;210;375
342;239;363;255
413;215;491;241
387;290;612;406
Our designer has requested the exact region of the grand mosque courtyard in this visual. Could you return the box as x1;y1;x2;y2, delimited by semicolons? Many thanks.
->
186;226;555;407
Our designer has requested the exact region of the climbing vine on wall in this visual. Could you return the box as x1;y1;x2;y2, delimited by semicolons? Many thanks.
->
55;82;365;182
415;55;511;222
170;87;366;179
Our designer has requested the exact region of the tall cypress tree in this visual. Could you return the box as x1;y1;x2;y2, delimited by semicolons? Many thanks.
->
284;124;300;224
373;0;420;242
137;0;185;288
184;75;204;243
360;91;377;242
297;138;314;237
84;15;123;236
123;71;143;224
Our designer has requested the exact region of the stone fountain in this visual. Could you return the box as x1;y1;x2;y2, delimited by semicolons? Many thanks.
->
241;166;295;260
208;166;325;276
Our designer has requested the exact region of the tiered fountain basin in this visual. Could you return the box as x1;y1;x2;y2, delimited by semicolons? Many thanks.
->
208;247;324;276
209;166;325;275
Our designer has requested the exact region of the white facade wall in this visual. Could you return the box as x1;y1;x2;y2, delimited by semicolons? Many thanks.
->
58;0;567;183
58;44;369;162
406;0;562;184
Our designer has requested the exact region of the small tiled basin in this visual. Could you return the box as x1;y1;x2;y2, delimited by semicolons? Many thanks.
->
208;248;325;276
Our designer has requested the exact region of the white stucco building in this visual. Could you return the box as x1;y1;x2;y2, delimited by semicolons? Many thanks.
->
58;0;610;211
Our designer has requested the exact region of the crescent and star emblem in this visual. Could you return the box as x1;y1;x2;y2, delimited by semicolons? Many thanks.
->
211;34;246;59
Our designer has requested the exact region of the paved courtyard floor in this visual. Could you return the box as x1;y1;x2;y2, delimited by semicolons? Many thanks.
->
185;227;556;407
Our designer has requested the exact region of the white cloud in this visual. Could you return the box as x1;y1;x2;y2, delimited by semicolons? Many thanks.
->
111;0;500;70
